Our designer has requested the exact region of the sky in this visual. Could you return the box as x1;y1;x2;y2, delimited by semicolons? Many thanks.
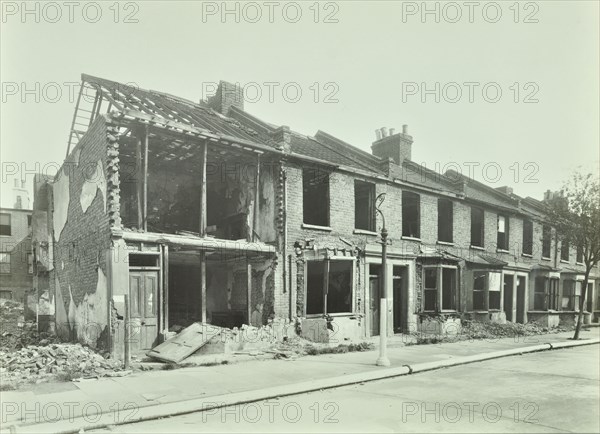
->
1;0;598;208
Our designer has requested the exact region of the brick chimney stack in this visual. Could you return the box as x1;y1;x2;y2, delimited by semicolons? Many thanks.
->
371;124;413;165
205;81;244;115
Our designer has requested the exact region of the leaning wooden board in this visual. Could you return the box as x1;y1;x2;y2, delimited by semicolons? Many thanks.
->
146;323;222;363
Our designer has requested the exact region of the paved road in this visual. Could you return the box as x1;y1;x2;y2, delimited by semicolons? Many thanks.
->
100;345;600;433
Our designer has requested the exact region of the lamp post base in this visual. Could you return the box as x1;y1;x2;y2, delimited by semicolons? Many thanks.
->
376;356;391;367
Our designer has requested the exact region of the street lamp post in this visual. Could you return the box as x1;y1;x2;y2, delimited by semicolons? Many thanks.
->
375;193;391;367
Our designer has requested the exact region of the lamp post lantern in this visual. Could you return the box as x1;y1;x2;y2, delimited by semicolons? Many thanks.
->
375;193;391;367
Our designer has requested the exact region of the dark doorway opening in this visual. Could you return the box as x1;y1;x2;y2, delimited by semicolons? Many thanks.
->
504;274;514;322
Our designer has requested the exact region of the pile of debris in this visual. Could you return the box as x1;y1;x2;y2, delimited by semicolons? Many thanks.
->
0;343;124;388
0;300;59;350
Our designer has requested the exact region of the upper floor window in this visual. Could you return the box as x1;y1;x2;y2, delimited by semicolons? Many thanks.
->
560;238;569;262
576;245;584;263
27;215;32;227
0;213;11;236
437;198;453;243
402;191;420;238
354;180;375;232
302;168;329;227
542;225;552;258
470;207;484;247
522;219;533;255
497;214;509;250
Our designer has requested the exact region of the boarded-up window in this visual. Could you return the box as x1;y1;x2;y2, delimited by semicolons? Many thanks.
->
303;168;329;226
437;199;453;243
306;260;352;315
542;225;551;258
470;207;484;247
354;180;375;231
522;219;533;255
0;213;11;236
497;215;509;250
402;191;420;238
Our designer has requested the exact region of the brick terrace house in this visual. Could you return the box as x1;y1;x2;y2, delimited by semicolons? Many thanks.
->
33;74;600;357
0;180;33;302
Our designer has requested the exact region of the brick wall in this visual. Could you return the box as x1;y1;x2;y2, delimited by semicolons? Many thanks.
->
50;116;113;349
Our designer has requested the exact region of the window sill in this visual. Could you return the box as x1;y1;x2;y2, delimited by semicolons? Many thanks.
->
436;240;454;246
576;262;584;266
305;312;355;319
470;245;485;251
401;236;421;242
301;223;332;232
353;229;378;236
560;260;569;264
522;253;533;258
541;257;551;261
496;249;510;254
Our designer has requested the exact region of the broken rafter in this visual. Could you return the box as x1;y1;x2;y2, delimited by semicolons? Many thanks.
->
66;81;84;159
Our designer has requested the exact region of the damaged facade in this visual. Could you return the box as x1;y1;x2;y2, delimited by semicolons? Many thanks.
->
33;74;600;358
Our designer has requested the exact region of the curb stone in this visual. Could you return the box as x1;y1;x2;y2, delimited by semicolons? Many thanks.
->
5;338;599;434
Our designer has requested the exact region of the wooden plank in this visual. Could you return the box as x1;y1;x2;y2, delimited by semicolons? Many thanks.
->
143;127;149;231
252;154;261;242
136;134;143;228
163;245;169;331
247;262;252;325
323;260;330;314
201;251;207;324
146;322;222;363
199;141;207;237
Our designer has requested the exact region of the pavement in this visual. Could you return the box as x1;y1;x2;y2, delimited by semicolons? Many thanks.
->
1;328;598;433
96;344;600;433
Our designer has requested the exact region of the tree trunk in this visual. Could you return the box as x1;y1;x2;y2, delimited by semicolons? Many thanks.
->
573;268;590;340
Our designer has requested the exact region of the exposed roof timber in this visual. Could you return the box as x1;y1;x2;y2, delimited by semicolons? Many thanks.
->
114;110;267;154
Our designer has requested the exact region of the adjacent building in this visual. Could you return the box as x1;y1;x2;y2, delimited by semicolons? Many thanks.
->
0;179;33;302
33;74;600;358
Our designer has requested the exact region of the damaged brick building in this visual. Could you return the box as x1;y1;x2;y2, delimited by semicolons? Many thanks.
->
32;74;600;358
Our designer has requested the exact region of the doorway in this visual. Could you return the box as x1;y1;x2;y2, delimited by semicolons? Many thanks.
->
369;264;381;336
504;274;514;322
393;266;408;333
129;270;159;353
516;276;526;324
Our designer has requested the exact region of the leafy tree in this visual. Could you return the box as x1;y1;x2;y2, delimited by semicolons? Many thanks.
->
547;172;600;339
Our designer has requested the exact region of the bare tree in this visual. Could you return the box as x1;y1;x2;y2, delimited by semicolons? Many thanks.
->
547;172;600;340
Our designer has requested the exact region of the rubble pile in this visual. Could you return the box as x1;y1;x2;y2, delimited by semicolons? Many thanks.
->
0;343;123;387
0;300;59;350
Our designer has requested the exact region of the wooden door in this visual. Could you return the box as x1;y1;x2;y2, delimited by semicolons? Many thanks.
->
129;271;159;352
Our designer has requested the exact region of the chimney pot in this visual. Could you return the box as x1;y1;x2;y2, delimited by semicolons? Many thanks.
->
381;127;388;138
402;124;408;134
375;129;382;140
389;128;395;135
